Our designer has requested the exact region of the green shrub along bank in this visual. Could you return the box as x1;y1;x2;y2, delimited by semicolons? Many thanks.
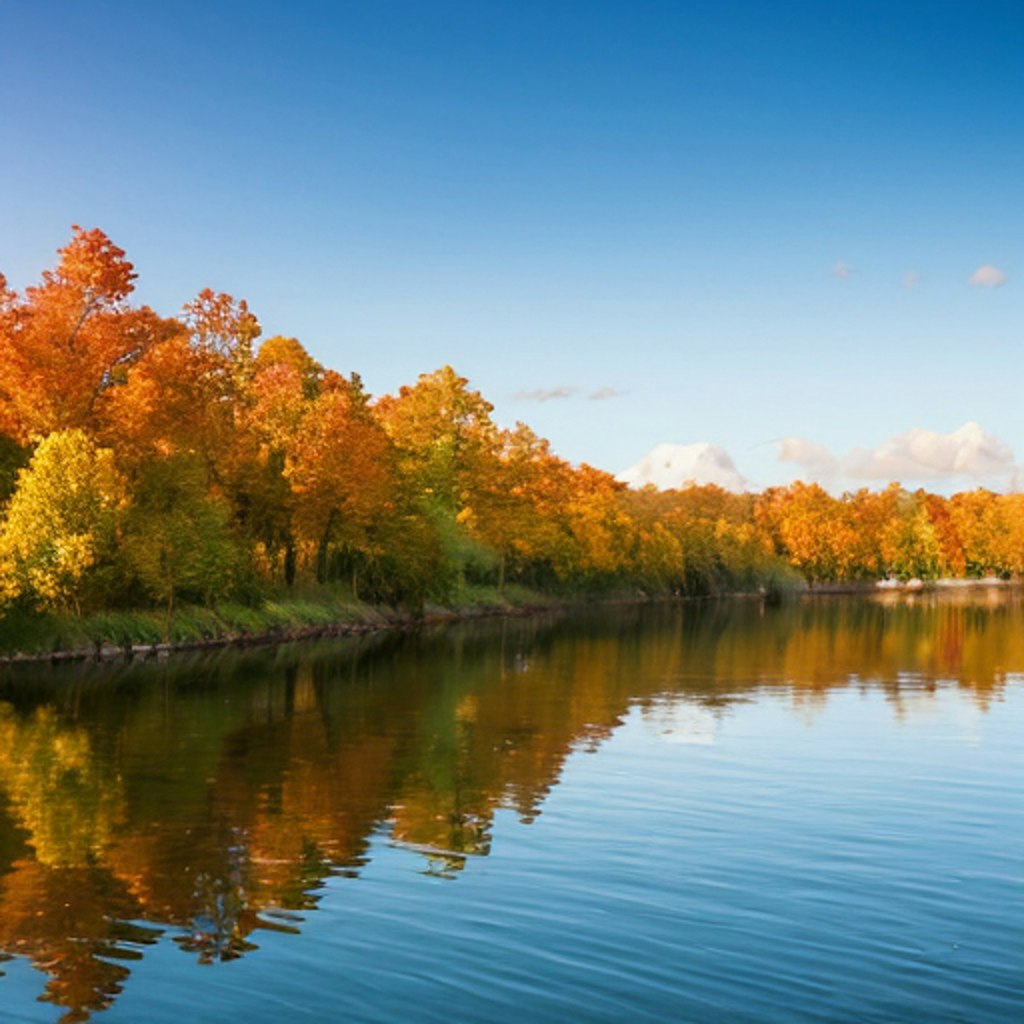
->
0;584;570;660
0;572;803;661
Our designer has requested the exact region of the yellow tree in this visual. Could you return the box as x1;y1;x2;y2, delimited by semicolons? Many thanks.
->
224;341;324;586
556;464;635;585
0;430;122;611
374;366;498;511
647;485;773;593
755;482;857;583
996;493;1024;576
254;335;323;398
374;366;501;590
458;423;575;591
877;489;944;579
948;489;1004;576
621;486;686;591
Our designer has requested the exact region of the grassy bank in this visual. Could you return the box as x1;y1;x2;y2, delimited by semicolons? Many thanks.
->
0;583;565;663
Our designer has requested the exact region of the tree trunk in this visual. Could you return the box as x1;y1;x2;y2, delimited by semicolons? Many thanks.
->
316;511;337;584
284;535;296;587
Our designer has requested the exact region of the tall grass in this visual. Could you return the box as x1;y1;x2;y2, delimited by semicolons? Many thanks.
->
0;596;356;658
0;583;561;659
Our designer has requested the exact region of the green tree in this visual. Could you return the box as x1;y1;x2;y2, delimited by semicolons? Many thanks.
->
122;455;241;611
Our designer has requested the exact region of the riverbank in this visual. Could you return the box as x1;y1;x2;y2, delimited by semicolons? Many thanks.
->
800;577;1016;595
5;575;1018;666
0;585;578;665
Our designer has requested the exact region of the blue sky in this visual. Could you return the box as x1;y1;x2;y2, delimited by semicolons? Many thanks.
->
2;1;1021;490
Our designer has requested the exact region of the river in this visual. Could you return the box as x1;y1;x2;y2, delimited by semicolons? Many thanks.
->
0;594;1021;1023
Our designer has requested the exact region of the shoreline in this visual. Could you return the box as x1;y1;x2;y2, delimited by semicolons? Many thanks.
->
0;589;778;667
0;599;566;667
801;577;1017;595
2;578;1018;667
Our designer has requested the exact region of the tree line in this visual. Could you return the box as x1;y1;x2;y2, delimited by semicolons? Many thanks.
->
0;228;1020;619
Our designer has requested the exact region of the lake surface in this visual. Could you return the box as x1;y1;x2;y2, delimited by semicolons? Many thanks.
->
0;594;1021;1023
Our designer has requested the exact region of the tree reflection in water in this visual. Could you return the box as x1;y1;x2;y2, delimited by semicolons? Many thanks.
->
0;593;1020;1021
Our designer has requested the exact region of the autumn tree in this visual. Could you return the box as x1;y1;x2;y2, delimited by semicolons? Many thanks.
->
620;486;687;592
458;424;576;591
922;492;967;577
374;366;501;589
0;430;123;611
254;335;323;398
948;490;1005;576
755;482;859;583
550;464;635;586
102;287;262;480
0;227;179;443
233;336;330;584
643;484;781;594
878;489;944;579
99;288;274;586
182;287;261;390
287;374;403;592
0;276;27;497
995;493;1024;576
375;366;498;511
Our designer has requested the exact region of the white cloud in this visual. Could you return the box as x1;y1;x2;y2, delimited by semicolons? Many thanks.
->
833;260;854;279
777;437;839;480
778;422;1018;489
646;700;720;746
968;264;1006;288
514;386;576;402
847;423;1014;479
618;442;749;492
589;386;623;401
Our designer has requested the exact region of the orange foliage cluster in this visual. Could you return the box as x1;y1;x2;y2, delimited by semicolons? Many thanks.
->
0;229;1020;614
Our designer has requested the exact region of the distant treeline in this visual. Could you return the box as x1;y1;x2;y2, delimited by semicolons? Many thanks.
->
0;228;1020;619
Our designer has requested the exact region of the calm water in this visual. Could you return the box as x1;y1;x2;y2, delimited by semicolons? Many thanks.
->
0;595;1021;1023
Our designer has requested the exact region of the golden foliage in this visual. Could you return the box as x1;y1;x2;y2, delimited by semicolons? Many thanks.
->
1;228;1023;616
0;430;122;610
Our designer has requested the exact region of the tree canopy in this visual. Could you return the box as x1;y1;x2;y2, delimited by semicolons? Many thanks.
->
1;228;1020;619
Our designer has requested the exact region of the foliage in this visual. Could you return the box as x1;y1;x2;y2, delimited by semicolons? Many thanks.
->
0;228;179;444
121;455;242;610
2;227;1022;640
0;430;122;611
